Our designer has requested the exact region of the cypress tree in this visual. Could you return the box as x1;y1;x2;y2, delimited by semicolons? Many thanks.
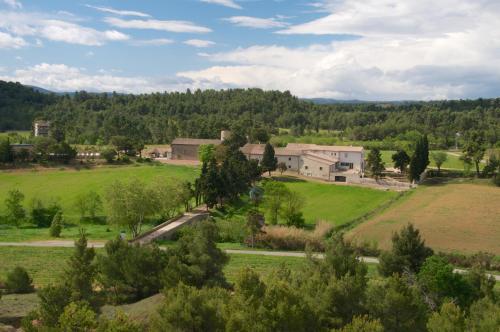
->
261;143;277;176
409;135;430;182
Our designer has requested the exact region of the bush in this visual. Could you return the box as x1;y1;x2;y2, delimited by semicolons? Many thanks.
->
49;211;63;237
97;310;141;332
438;251;500;272
252;221;333;251
30;199;61;228
5;266;34;294
58;302;97;331
101;149;116;163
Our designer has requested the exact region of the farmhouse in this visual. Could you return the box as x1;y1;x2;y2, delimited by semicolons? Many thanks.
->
171;130;230;160
241;143;365;183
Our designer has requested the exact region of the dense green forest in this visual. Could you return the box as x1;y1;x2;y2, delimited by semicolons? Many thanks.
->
0;81;57;131
1;80;499;148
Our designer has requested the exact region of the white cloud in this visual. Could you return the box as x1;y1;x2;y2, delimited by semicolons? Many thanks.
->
176;0;500;100
200;0;241;10
184;39;215;48
0;11;130;46
0;63;196;93
85;5;151;18
130;38;174;46
2;0;22;9
0;31;26;49
104;17;211;34
224;16;289;29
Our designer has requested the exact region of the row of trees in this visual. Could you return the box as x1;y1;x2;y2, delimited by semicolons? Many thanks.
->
0;136;77;165
195;136;262;209
19;221;498;331
2;82;498;148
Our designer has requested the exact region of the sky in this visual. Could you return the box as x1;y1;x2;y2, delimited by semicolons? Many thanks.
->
1;0;500;100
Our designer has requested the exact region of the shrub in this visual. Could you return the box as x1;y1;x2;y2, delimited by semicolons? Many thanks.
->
38;284;71;327
97;310;141;332
101;149;116;163
5;266;34;294
252;221;333;251
58;302;97;331
438;251;500;272
49;211;63;237
30;199;61;228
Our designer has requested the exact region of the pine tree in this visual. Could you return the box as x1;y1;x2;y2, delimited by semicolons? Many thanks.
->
49;211;63;237
261;143;277;176
64;230;97;305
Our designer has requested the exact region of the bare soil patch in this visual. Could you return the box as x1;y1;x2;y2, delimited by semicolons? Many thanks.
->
347;183;500;255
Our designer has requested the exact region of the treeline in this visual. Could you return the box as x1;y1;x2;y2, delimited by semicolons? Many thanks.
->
1;81;499;148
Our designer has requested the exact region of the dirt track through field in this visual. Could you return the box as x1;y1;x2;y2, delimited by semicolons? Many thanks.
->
348;183;500;254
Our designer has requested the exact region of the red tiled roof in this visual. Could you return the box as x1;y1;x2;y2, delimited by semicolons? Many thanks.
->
172;138;222;146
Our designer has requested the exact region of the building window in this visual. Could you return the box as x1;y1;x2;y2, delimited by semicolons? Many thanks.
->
305;166;309;170
319;167;323;171
345;153;348;158
288;157;292;161
288;165;291;169
340;162;354;169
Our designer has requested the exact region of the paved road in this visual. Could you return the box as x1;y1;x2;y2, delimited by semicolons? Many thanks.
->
0;242;498;281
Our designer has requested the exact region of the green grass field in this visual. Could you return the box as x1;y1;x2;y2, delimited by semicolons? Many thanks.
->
0;164;199;224
379;150;468;170
0;246;309;288
0;223;154;242
278;177;399;226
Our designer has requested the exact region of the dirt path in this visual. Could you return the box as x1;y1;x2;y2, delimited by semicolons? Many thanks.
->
1;242;497;281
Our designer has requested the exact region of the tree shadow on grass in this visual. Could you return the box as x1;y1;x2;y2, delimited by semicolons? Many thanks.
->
271;176;307;183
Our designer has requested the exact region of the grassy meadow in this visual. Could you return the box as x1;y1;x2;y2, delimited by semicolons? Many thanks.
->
276;177;399;226
0;164;199;223
347;180;500;255
0;164;399;242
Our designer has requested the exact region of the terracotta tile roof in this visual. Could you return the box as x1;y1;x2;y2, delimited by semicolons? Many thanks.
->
302;152;338;165
240;144;301;156
172;138;222;146
286;143;364;152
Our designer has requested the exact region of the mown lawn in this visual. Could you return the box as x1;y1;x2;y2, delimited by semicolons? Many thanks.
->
278;177;399;226
379;150;467;170
0;164;199;224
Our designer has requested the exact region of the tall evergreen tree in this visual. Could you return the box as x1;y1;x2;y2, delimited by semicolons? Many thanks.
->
64;230;97;305
409;135;430;182
204;158;222;208
367;148;385;179
261;143;277;176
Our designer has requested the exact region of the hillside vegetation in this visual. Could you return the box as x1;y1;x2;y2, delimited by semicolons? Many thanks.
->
1;81;498;151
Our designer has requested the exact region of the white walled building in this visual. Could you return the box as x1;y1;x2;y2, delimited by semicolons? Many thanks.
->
241;143;365;183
